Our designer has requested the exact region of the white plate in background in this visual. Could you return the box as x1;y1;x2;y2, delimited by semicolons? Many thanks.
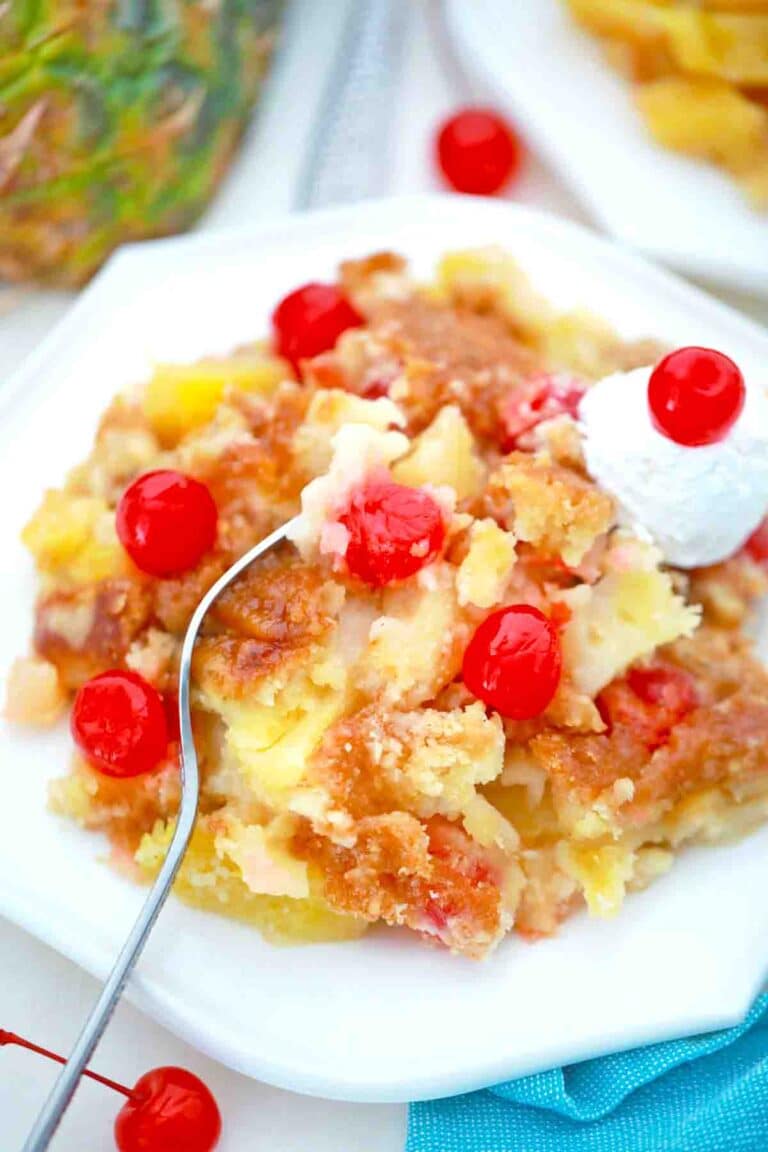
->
1;196;768;1104
445;0;768;297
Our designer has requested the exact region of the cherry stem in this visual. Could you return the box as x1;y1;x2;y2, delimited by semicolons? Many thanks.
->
0;1030;135;1100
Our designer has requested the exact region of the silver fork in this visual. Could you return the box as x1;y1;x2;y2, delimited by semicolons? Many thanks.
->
22;517;299;1151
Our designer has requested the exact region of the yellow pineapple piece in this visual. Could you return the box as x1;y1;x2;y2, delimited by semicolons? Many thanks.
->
4;656;66;727
567;0;768;84
559;841;637;917
136;819;366;944
558;538;701;696
540;311;625;379
393;405;486;501
359;563;465;707
566;0;666;46
637;76;768;175
22;490;126;584
436;247;555;340
201;681;347;805
143;350;292;445
463;793;520;852
456;519;517;608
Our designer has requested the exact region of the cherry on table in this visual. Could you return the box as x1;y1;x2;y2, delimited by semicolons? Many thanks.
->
647;347;745;447
116;469;218;578
272;282;363;370
71;669;169;778
115;1066;221;1152
462;604;562;720
435;107;523;195
1;1031;221;1152
339;479;447;586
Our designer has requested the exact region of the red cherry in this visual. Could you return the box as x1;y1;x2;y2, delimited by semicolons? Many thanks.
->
627;664;698;714
648;347;745;447
435;107;522;195
116;469;218;578
597;663;698;749
163;691;181;743
1;1032;221;1152
339;479;446;587
71;670;169;778
746;516;768;565
499;373;586;450
462;605;562;720
272;283;363;369
115;1066;221;1152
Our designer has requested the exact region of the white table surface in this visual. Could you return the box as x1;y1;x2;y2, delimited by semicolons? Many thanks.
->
2;3;767;1149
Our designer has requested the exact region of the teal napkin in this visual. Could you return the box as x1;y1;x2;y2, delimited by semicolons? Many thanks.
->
407;991;768;1152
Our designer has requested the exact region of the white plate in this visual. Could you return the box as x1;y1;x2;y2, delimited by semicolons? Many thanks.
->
445;0;768;297
1;196;768;1104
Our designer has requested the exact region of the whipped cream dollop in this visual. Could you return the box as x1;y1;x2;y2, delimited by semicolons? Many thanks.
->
579;365;768;568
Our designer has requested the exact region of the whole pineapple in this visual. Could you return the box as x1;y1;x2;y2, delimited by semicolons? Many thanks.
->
0;0;283;285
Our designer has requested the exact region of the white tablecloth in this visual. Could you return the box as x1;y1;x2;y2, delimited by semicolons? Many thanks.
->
2;3;766;1148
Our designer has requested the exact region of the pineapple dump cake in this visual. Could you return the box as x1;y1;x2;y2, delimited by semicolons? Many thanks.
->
8;248;768;959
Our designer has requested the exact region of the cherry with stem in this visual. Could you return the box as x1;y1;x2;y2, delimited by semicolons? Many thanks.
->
3;1029;221;1152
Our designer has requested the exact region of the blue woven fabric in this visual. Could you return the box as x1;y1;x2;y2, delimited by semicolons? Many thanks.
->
407;991;768;1152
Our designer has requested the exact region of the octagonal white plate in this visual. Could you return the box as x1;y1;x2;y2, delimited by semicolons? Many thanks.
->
1;196;768;1104
445;0;768;297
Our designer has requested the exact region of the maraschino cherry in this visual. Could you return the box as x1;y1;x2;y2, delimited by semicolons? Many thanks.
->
116;469;218;578
499;373;586;450
746;516;768;566
648;347;745;447
597;662;699;749
435;107;522;195
272;282;363;369
462;605;562;720
1;1030;221;1152
115;1066;222;1152
339;479;446;586
71;669;169;778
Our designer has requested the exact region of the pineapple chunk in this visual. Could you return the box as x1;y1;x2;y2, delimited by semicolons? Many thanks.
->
637;77;768;175
559;842;637;918
539;310;624;380
393;405;486;501
558;542;701;696
436;247;554;339
463;793;520;852
4;656;66;727
568;0;768;84
203;685;346;804
22;490;126;584
456;519;517;608
136;819;366;944
359;563;464;706
143;351;292;445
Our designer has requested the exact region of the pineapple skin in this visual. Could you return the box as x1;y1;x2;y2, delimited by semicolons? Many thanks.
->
0;0;284;286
